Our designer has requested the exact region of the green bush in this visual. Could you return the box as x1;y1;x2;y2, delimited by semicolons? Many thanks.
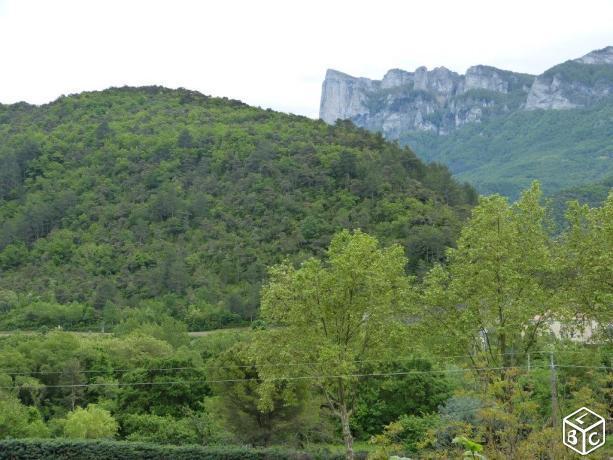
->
0;439;351;459
63;405;118;439
121;413;200;445
0;397;49;439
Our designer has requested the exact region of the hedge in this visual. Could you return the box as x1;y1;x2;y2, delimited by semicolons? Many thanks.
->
0;439;366;460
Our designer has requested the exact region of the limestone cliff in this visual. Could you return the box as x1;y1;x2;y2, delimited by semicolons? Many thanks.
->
525;46;613;110
320;46;613;139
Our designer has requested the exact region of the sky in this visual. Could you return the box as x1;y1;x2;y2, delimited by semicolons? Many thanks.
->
1;0;612;118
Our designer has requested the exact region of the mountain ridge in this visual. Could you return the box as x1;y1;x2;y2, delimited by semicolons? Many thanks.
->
320;46;613;135
319;46;613;198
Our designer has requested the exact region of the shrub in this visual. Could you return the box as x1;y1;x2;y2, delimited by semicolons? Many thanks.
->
63;405;118;439
0;396;49;439
0;439;353;459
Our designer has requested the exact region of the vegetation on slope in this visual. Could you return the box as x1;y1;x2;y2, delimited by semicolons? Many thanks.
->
549;175;613;227
0;187;610;458
0;86;476;331
403;100;613;199
542;60;613;91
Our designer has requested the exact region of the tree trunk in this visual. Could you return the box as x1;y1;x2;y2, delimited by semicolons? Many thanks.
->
339;404;354;460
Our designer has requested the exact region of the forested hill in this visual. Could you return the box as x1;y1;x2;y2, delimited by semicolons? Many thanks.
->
403;101;613;199
0;86;476;330
549;175;613;226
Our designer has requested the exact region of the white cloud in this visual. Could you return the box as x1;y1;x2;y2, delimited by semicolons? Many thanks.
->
1;0;612;117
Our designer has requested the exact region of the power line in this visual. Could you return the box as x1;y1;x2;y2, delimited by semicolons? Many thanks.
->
0;350;608;376
0;366;529;389
555;364;612;370
1;364;609;390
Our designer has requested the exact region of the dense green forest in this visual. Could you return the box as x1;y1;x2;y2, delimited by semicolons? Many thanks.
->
0;88;611;459
403;100;613;199
0;183;611;459
549;175;613;226
0;87;476;331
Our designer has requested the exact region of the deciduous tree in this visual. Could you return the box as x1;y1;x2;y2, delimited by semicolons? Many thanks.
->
254;229;412;459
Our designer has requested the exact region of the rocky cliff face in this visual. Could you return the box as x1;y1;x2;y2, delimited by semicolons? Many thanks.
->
525;46;613;110
320;46;613;138
319;69;377;123
575;46;613;65
320;64;533;137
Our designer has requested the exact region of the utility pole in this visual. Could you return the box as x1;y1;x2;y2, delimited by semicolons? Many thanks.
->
527;352;531;372
550;352;559;427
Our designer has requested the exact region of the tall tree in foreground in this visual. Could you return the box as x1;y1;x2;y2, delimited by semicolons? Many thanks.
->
254;230;412;460
419;182;554;369
558;191;613;337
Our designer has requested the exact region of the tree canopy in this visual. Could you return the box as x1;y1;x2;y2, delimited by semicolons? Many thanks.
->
0;87;476;331
255;230;413;459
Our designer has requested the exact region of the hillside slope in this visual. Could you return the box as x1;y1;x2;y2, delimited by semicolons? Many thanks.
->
0;87;476;330
403;101;613;198
319;46;613;198
549;175;613;226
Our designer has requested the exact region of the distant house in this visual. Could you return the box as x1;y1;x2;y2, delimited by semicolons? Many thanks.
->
547;319;601;343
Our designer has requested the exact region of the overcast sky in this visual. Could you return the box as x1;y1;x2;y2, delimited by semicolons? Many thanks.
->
1;0;612;118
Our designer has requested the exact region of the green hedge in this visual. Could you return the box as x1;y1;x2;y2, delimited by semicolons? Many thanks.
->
0;439;360;460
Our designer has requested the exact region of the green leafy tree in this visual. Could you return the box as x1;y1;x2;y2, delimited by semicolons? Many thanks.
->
117;356;209;417
121;413;207;445
209;341;310;446
351;358;450;438
453;436;486;459
63;404;118;439
558;191;613;334
254;229;412;459
419;183;554;369
59;358;86;411
0;396;49;439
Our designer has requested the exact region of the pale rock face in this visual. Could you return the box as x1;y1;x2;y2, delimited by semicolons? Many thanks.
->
353;92;440;139
463;66;509;93
319;46;612;138
381;69;413;89
413;66;460;97
413;66;429;92
525;47;613;110
575;46;613;65
319;70;377;124
319;63;529;137
525;75;579;110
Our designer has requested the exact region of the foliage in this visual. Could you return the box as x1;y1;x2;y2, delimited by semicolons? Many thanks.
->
557;191;613;332
403;100;613;199
542;61;613;88
368;413;441;458
514;427;570;460
208;341;314;446
0;395;49;439
116;355;210;417
418;183;555;367
0;184;610;457
0;439;347;460
0;87;475;331
452;436;485;459
63;404;118;439
254;230;413;458
548;175;613;229
351;358;450;438
120;412;216;445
